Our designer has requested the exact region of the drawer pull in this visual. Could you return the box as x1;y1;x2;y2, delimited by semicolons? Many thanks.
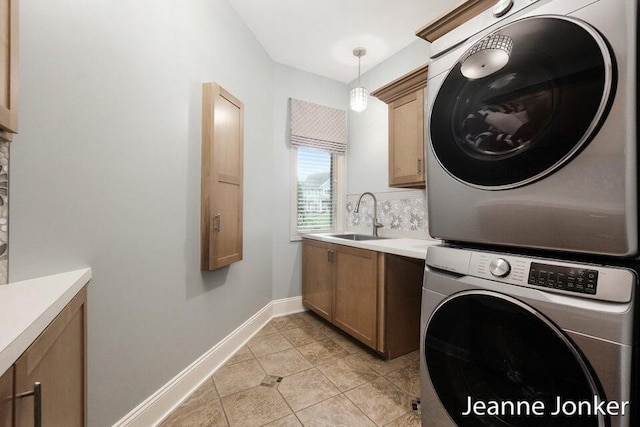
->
16;382;42;427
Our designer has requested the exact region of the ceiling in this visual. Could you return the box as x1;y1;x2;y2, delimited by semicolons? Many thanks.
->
227;0;459;83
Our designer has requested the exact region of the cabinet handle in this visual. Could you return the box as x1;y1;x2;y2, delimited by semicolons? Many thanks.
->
16;382;42;427
417;158;422;173
327;249;334;262
214;213;221;232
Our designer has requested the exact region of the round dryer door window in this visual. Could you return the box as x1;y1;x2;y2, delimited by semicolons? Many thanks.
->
424;291;605;427
430;16;615;189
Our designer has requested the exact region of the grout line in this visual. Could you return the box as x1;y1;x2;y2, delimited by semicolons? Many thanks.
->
165;311;420;426
219;396;232;427
273;374;297;420
342;391;381;427
384;409;415;426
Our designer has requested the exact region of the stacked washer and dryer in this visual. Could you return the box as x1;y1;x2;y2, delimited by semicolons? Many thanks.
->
420;0;638;426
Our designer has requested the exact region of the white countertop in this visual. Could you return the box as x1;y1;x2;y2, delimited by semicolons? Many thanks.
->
302;232;440;259
0;268;92;375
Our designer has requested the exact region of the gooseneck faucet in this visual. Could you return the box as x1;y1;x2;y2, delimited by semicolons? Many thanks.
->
354;192;384;237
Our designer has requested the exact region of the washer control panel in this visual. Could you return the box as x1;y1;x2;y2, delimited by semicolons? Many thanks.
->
428;246;637;303
528;262;598;295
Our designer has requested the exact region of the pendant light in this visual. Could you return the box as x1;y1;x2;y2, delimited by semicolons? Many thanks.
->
350;47;367;112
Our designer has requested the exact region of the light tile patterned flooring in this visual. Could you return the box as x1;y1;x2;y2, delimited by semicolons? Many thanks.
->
160;311;421;427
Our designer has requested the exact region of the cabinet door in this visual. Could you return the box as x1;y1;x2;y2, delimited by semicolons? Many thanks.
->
201;83;244;270
15;287;86;427
302;239;333;321
333;245;378;349
0;366;12;427
0;0;17;136
389;90;425;188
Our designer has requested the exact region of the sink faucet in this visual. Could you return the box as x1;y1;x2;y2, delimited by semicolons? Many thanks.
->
354;192;384;237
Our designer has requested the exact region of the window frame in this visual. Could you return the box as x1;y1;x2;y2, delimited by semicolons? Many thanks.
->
290;147;345;241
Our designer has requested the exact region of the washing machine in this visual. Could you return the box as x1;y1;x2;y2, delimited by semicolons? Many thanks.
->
425;0;638;256
420;245;637;426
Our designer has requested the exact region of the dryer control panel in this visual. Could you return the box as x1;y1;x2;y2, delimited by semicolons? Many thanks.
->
528;263;598;295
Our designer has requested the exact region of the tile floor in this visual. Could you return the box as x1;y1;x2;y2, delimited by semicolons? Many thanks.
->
160;311;421;427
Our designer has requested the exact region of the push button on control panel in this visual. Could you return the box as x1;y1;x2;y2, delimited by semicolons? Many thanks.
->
528;262;598;295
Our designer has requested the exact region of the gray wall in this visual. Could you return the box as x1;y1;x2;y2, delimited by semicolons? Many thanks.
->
11;0;274;425
347;40;431;194
271;63;347;300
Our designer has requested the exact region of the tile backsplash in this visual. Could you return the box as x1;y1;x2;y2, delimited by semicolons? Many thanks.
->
345;189;436;240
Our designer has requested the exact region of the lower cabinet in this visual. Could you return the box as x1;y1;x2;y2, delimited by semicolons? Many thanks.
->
333;245;378;350
1;286;86;427
302;238;423;358
302;239;333;321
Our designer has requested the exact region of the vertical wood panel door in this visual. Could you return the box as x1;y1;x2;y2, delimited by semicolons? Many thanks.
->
302;239;333;321
389;90;425;188
0;366;12;427
15;287;86;427
384;254;423;359
333;246;378;349
0;0;16;137
201;83;244;270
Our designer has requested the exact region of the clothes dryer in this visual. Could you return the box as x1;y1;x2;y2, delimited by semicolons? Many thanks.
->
425;0;637;256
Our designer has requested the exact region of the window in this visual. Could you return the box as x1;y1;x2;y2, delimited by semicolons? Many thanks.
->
291;147;344;240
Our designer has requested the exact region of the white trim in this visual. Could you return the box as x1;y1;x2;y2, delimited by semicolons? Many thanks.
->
272;296;304;317
289;147;346;241
113;298;305;427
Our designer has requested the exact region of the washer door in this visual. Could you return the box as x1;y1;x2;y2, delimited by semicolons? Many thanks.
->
430;16;614;189
424;291;605;427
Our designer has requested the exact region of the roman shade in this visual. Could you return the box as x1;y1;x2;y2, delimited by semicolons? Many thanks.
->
290;98;347;154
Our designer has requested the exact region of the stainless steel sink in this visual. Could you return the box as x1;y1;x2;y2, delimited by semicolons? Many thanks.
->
328;233;389;241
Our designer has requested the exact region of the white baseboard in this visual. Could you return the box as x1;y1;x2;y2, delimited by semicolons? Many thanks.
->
113;296;305;427
272;295;304;317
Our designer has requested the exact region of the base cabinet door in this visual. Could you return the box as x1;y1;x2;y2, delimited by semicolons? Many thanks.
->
15;288;86;427
302;239;333;321
0;366;12;427
333;245;378;349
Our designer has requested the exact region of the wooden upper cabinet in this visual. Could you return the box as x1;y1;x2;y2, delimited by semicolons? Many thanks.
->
416;0;496;42
201;83;244;271
0;0;17;140
372;64;428;189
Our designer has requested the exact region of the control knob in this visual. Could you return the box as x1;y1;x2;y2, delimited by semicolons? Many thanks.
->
493;0;514;17
489;258;511;277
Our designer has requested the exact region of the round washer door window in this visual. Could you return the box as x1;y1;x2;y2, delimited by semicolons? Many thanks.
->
424;291;605;427
430;16;615;189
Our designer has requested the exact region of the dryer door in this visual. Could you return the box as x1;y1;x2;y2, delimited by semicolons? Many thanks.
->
430;16;614;189
424;290;605;427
